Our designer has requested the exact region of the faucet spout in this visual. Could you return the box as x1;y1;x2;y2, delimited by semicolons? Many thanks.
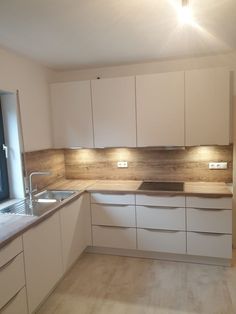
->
28;171;51;202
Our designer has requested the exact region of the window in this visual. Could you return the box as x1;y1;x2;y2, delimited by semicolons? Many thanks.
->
0;101;9;201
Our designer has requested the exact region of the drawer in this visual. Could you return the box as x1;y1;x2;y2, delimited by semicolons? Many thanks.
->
0;237;23;268
137;229;186;254
90;193;135;205
0;287;27;314
136;194;185;207
187;232;232;258
136;206;185;230
187;208;232;234
186;196;232;209
92;226;136;249
91;204;136;227
0;252;25;310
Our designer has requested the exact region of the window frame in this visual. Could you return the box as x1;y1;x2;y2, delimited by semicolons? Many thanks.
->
0;101;9;202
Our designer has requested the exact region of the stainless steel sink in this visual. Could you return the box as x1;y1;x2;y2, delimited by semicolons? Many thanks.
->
0;199;57;216
0;190;77;217
35;190;76;202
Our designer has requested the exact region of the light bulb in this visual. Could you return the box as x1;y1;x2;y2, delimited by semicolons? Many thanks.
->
179;6;192;24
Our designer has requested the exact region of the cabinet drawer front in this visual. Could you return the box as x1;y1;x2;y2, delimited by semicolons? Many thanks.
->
136;194;185;207
91;204;136;227
0;237;23;268
90;193;135;205
187;232;232;258
186;196;232;209
187;208;232;234
92;226;136;249
1;287;27;314
136;206;185;230
0;253;25;310
137;229;186;254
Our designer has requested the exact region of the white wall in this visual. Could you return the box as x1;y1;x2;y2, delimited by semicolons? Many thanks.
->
0;47;53;152
51;51;236;90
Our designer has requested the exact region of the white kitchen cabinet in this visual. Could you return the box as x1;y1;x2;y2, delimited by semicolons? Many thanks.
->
91;76;136;147
137;229;186;254
0;287;28;314
50;81;94;148
23;213;63;313
185;67;230;145
187;208;232;234
92;226;136;250
91;193;135;205
0;252;25;310
60;194;92;273
136;206;185;231
186;196;232;210
187;232;232;258
136;71;185;146
91;204;136;227
136;194;185;207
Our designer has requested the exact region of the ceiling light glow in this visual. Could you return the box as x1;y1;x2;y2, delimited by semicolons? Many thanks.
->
179;0;193;25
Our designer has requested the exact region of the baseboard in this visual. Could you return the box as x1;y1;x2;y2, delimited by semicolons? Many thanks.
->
85;246;232;267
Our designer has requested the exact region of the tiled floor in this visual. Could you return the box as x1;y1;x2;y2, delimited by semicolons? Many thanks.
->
38;251;236;314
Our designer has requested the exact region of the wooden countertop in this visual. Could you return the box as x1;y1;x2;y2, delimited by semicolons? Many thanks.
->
0;179;232;249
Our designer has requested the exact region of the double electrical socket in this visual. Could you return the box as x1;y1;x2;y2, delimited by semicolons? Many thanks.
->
208;162;228;169
117;161;128;168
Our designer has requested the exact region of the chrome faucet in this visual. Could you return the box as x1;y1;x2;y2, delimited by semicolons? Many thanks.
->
28;171;51;202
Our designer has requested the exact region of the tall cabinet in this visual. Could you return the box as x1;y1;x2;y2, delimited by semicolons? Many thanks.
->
136;71;185;146
91;76;136;147
185;68;230;146
50;81;94;148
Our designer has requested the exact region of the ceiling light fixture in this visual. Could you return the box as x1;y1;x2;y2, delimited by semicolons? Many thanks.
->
179;0;193;25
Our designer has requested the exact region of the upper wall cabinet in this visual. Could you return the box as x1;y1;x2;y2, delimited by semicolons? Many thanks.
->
91;77;136;147
185;68;230;146
50;81;94;148
136;72;185;146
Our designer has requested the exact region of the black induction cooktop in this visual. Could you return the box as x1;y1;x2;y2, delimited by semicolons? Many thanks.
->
138;181;184;192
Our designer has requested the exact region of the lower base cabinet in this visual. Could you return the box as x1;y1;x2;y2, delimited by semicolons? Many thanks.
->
137;229;186;254
23;213;63;313
92;226;136;250
60;194;92;272
1;287;28;314
187;232;232;258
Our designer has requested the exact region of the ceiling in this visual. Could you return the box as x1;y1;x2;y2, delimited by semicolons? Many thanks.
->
0;0;235;70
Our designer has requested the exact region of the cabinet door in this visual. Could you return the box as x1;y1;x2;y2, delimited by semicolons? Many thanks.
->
185;68;230;145
50;81;94;148
23;213;63;313
60;194;91;273
91;77;136;147
136;72;185;146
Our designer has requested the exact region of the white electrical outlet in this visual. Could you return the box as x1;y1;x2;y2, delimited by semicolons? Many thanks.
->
117;161;128;168
208;162;228;169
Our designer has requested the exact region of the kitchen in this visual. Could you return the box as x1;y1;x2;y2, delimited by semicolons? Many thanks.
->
0;0;235;313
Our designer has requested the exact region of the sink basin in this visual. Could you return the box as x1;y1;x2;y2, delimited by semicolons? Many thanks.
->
0;199;57;216
0;190;77;217
35;190;76;202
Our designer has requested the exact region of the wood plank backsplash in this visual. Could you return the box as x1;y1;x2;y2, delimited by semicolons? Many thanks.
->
24;149;65;190
64;145;233;182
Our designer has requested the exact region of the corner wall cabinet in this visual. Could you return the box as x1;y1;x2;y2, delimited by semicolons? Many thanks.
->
185;67;230;146
50;81;94;148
